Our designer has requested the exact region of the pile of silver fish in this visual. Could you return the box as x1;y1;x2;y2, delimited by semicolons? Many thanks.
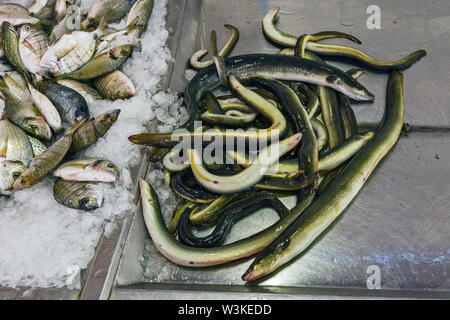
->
0;0;154;211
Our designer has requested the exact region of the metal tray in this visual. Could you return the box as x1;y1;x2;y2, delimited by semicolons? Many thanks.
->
2;0;448;300
107;0;450;299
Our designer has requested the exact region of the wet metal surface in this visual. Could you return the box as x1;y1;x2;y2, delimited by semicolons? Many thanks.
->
111;0;450;299
2;0;448;300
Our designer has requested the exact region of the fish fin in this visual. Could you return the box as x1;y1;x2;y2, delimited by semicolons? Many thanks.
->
35;18;53;27
94;17;108;39
22;39;39;57
80;18;94;31
65;119;87;136
346;68;365;79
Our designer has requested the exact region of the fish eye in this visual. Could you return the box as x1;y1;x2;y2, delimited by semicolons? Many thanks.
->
120;49;127;55
30;124;38;130
107;164;115;169
12;172;21;179
79;197;90;206
24;25;31;31
104;114;111;119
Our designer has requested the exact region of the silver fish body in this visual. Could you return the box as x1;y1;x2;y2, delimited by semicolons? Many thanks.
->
126;0;154;39
28;0;55;19
53;178;103;211
13;120;85;190
54;0;67;22
0;3;41;26
54;158;120;182
81;0;136;30
56;79;103;102
27;82;62;132
18;24;49;77
49;7;76;44
1;74;53;141
0;28;4;59
38;27;104;77
0;158;26;194
94;70;135;100
0;118;34;166
1;21;31;80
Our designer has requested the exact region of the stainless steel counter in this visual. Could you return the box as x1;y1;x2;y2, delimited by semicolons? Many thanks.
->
110;0;450;299
2;0;449;300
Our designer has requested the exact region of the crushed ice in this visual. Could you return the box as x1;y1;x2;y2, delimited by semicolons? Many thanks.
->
0;0;187;288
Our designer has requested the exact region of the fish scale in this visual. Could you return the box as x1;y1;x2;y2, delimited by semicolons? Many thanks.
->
39;31;100;77
19;24;49;75
126;0;154;39
94;70;135;100
1;22;30;80
0;118;34;166
53;178;103;211
69;109;120;153
59;45;132;80
81;0;136;30
13;121;85;190
59;40;96;73
0;3;41;26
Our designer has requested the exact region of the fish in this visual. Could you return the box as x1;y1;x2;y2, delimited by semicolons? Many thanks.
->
53;178;103;211
13;120;85;190
18;23;49;78
70;109;120;153
28;0;52;15
0;117;34;166
58;44;132;81
126;0;154;39
38;19;107;77
81;0;136;31
55;0;68;22
0;28;4;59
49;4;78;44
94;70;135;100
28;0;56;17
96;28;142;54
56;79;103;102
0;3;41;26
44;81;89;124
0;158;26;194
27;82;62;132
1;22;32;81
0;62;13;72
28;0;55;20
27;134;47;156
54;158;120;182
1;74;53;141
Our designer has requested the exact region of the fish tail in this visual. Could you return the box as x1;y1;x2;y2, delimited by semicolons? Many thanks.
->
94;17;108;39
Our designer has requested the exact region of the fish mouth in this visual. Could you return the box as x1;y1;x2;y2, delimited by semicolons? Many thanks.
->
79;195;103;211
365;90;375;102
106;109;121;121
12;178;26;190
